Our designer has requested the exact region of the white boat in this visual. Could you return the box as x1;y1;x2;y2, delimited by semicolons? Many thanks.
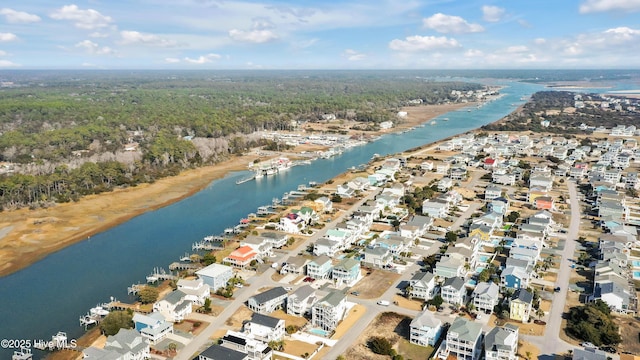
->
90;305;109;317
443;117;449;121
430;120;436;125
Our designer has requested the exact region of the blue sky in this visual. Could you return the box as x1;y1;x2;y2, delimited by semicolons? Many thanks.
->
1;0;640;69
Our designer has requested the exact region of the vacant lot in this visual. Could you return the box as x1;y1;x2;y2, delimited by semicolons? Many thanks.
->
343;312;431;360
349;269;401;299
226;305;253;329
616;315;640;355
332;304;367;339
270;309;308;328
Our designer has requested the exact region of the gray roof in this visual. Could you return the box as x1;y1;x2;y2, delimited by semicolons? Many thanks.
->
448;317;483;343
484;326;518;352
572;348;607;360
309;255;332;266
104;328;147;356
505;257;530;270
285;255;308;268
410;271;435;284
406;215;432;227
335;257;360;271
250;287;288;305
365;246;389;256
161;290;187;305
83;347;123;360
316;291;346;307
472;281;499;298
289;285;315;300
442;276;465;290
410;310;442;330
250;313;282;329
511;289;533;304
199;345;248;360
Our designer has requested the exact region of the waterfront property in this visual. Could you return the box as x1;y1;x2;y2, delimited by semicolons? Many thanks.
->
84;328;150;360
133;312;173;344
196;263;234;291
223;245;259;268
153;290;192;322
176;278;210;305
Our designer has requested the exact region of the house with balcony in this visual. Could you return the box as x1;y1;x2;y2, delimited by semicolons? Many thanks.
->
196;263;233;291
198;345;249;360
399;215;432;239
153;290;192;322
103;328;150;360
472;282;500;314
509;289;533;323
313;238;341;257
438;177;454;192
307;255;333;280
223;246;259;268
332;257;361;286
280;256;308;275
133;312;173;345
240;236;273;258
244;313;285;342
422;199;449;219
287;285;316;317
442;317;483;360
219;331;272;360
363;246;393;268
410;309;443;347
484;324;519;360
311;291;348;332
247;287;288;314
501;264;531;290
408;272;437;301
278;213;305;234
260;231;288;248
485;185;503;201
441;276;467;306
435;253;466;279
177;278;210;306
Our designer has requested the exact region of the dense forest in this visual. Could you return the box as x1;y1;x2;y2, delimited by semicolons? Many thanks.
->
481;90;640;133
0;70;481;210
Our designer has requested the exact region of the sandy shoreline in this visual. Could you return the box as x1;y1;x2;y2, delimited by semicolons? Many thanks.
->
0;102;472;278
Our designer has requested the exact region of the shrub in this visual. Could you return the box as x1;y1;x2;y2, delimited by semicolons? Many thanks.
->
368;336;392;355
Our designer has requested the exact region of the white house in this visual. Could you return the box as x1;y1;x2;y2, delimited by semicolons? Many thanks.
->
408;272;437;300
441;276;467;306
133;312;173;345
410;310;443;347
311;291;348;332
196;263;233;291
177;278;210;306
443;317;483;360
472;281;500;314
484;324;519;360
244;313;285;342
247;287;288;314
103;328;150;360
153;290;192;322
287;285;316;317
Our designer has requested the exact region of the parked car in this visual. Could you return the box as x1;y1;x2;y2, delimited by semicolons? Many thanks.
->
377;300;390;306
350;291;360;296
599;346;616;353
554;287;561;292
581;342;595;349
284;287;292;291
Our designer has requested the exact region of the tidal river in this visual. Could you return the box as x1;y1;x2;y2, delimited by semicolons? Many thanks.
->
0;79;542;359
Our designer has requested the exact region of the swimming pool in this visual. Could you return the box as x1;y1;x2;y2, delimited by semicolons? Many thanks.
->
632;260;640;268
309;328;330;337
478;255;491;263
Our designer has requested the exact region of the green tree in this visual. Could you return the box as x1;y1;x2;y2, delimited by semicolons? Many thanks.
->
203;298;212;313
100;310;133;336
368;336;393;355
427;295;444;309
202;252;217;266
445;231;458;243
506;211;520;223
138;286;159;304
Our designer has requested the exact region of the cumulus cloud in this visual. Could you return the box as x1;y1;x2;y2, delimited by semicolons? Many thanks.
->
0;59;19;67
464;49;484;57
0;33;18;42
0;8;41;23
75;40;116;55
504;45;529;53
534;38;547;44
389;35;461;52
89;32;110;38
184;53;221;64
229;29;279;43
423;13;484;34
119;31;177;47
579;0;640;13
165;57;181;63
342;49;366;61
50;4;113;29
482;6;505;22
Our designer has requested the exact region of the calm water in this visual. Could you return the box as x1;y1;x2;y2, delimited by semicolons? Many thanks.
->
0;80;542;358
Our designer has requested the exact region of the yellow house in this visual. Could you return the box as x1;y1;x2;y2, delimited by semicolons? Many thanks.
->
509;289;533;322
469;224;491;242
527;190;548;205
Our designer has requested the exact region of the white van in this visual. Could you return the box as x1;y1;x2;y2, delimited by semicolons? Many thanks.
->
377;300;390;306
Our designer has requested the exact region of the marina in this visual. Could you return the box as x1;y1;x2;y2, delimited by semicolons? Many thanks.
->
0;80;542;359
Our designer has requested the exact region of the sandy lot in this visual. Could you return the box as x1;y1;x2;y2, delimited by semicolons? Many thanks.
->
225;305;254;329
349;269;401;299
0;103;463;278
332;304;367;339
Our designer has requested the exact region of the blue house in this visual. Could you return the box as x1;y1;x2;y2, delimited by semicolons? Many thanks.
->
331;257;360;285
132;312;173;344
307;255;333;280
501;266;529;290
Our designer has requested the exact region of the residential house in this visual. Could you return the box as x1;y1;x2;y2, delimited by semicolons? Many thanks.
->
441;276;467;306
220;331;272;360
422;199;449;219
292;206;319;225
247;287;288;314
196;263;234;291
535;196;554;210
435;253;466;279
410;309;443;347
493;172;517;186
198;345;249;360
509;289;533;323
240;236;273;258
313;238;341;257
485;185;503;201
223;245;259;268
399;215;432;239
376;235;412;256
490;197;510;215
153;290;192;322
176;278;210;306
438;177;453;192
102;328;150;360
311;291;348;332
593;282;633;314
408;272;437;301
278;213;305;233
472;282;500;314
363;246;393;268
307;255;333;280
287;285;316;317
332;257;361;286
484;324;519;360
436;163;450;174
501;266;530;290
572;348;608;360
444;317;483;360
244;313;285;342
280;256;308;275
133;312;173;345
314;196;333;213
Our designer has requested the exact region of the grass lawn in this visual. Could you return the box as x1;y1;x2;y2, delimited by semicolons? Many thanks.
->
397;338;433;359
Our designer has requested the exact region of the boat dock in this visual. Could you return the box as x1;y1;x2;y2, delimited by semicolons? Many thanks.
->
12;348;33;360
146;267;177;283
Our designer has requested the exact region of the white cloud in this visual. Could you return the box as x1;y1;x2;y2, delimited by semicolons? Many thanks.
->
119;31;177;47
423;13;484;34
229;29;279;43
504;45;529;53
0;33;18;42
165;57;181;63
50;5;113;30
0;50;6;56
0;59;19;67
579;0;640;13
291;38;318;49
482;6;505;22
342;49;366;61
464;49;484;57
89;32;110;38
184;53;221;64
75;40;116;55
534;38;546;44
389;35;461;52
0;8;41;23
